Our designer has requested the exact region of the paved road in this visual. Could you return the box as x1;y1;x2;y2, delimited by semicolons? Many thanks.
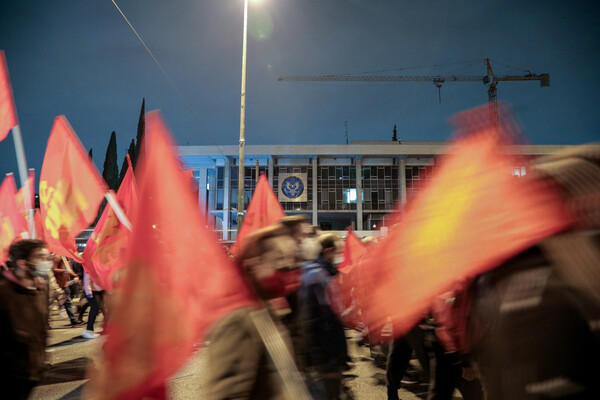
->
32;310;431;400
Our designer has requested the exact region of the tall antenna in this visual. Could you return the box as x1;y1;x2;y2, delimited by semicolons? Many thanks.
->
344;120;349;144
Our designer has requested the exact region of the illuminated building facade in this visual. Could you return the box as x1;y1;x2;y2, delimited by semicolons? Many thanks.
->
179;141;569;241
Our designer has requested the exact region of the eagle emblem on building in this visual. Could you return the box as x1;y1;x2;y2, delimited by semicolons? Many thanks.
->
281;176;304;199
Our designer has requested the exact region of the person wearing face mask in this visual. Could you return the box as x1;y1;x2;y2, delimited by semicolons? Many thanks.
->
0;239;51;400
298;233;349;400
279;216;322;373
206;223;305;400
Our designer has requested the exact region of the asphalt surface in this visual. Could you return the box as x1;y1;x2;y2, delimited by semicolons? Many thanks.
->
32;308;437;400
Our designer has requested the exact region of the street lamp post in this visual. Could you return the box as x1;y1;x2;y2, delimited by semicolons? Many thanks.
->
237;0;249;233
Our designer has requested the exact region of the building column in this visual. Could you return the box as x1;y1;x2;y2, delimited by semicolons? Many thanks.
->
197;167;208;215
312;157;318;226
356;158;363;230
399;158;407;208
268;158;274;188
223;158;231;240
208;168;216;212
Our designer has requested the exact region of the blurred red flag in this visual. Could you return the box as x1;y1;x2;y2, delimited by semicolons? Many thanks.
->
229;172;285;257
333;229;367;330
83;155;137;292
0;50;18;142
337;228;367;274
34;209;45;242
183;168;200;202
0;174;28;262
39;116;107;261
86;111;256;400
15;169;34;219
356;106;572;338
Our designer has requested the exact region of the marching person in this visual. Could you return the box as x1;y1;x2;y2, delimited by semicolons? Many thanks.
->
206;223;305;400
52;255;84;327
81;270;106;339
298;233;349;400
0;239;52;399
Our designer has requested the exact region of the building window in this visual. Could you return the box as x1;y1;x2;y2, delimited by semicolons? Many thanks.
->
362;166;399;211
405;165;436;202
317;165;355;210
512;166;526;177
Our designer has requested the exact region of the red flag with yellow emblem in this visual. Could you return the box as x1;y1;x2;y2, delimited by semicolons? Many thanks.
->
0;50;18;142
39;116;107;261
82;155;137;291
86;111;256;400
0;174;28;262
229;172;284;257
355;105;573;338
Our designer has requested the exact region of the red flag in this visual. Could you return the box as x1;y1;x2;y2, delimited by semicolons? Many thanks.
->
15;169;34;219
332;229;368;330
0;174;28;262
337;228;367;274
87;111;256;400
355;106;572;338
229;173;285;257
183;169;200;205
0;50;18;142
34;209;45;242
83;155;137;292
39;116;107;261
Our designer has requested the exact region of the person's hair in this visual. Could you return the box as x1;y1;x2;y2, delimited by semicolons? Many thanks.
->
7;239;47;268
280;215;309;231
361;236;377;245
317;233;340;253
239;224;291;263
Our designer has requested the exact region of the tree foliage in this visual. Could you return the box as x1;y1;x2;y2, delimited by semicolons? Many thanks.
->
118;139;136;187
102;131;119;191
133;98;145;169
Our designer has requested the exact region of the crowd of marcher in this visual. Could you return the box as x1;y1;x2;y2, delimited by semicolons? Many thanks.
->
1;144;599;400
204;144;600;400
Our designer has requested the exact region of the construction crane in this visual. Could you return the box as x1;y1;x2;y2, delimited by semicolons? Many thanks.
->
278;58;549;126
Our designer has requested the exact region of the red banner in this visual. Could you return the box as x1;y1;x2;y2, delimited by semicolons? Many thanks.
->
354;106;572;338
39;116;107;261
333;229;368;330
0;174;28;262
230;173;285;257
0;50;18;142
83;155;137;291
87;111;256;400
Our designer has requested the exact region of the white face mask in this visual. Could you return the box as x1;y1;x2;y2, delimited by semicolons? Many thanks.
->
333;255;345;267
28;260;53;278
298;238;321;261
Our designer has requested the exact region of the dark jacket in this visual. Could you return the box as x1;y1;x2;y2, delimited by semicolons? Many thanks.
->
298;256;348;372
206;307;289;400
0;272;49;382
468;245;600;400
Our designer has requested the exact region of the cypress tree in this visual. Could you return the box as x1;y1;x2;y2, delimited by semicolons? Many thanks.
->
102;131;119;191
392;124;398;141
133;98;145;169
118;139;136;188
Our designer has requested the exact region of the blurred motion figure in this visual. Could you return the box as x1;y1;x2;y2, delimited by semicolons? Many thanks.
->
467;145;600;399
0;239;51;399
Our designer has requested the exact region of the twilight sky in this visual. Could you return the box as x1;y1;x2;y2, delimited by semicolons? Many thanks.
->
1;0;599;182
